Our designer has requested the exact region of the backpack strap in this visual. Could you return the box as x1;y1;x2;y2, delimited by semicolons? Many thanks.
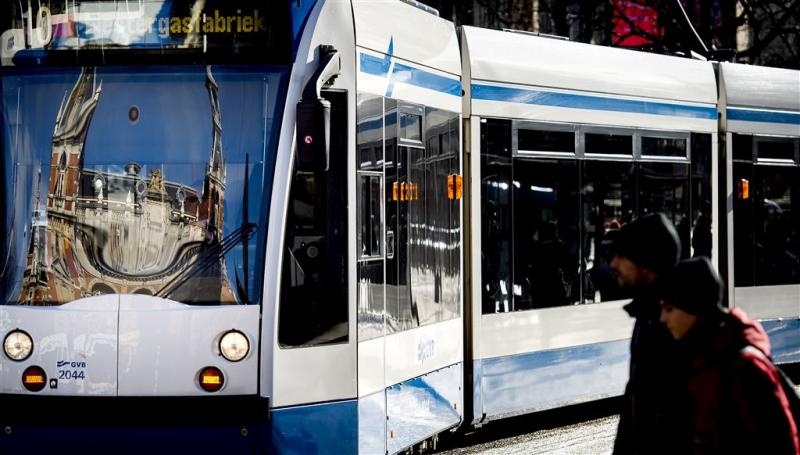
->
739;345;800;423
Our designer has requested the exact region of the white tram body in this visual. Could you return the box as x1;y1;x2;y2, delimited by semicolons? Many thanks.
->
720;62;800;365
462;25;720;422
0;1;797;454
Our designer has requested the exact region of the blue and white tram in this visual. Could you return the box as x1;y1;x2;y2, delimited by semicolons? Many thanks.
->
1;0;466;453
461;25;720;423
1;1;798;454
719;63;800;365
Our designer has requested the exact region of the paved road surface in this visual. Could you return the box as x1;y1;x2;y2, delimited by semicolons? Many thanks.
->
433;378;800;455
433;399;620;455
436;415;618;455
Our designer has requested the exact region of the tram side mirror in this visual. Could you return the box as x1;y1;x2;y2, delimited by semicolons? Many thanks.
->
296;45;340;172
296;98;331;172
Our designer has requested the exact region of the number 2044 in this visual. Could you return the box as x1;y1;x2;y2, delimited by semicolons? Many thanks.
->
58;370;86;380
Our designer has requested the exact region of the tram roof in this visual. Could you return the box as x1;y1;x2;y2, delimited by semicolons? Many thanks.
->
461;26;717;106
352;0;461;77
720;62;800;113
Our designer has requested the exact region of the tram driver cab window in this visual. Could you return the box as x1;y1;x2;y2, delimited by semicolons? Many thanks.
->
279;91;348;348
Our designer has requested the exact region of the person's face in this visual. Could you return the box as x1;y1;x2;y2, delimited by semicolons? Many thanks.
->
610;255;641;288
659;301;699;340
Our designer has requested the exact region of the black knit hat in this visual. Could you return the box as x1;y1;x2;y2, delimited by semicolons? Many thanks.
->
612;213;681;274
661;257;724;317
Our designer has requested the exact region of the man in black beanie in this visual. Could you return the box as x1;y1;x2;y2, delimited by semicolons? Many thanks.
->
659;257;799;454
611;213;683;455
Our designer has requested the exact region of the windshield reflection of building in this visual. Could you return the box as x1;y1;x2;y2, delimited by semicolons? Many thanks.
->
19;66;236;305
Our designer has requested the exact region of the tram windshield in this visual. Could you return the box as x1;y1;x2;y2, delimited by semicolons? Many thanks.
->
0;0;290;306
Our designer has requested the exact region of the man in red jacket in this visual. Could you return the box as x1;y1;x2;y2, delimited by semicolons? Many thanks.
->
659;257;799;454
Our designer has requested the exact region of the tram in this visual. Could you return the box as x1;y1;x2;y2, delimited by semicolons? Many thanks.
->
0;1;797;454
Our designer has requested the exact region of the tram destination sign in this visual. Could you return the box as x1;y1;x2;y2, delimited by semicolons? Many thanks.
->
1;0;288;66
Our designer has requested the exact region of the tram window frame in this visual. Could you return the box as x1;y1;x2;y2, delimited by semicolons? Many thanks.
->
357;171;385;260
732;133;755;162
480;119;709;313
512;121;577;158
582;127;634;159
755;136;799;165
398;104;425;146
640;131;690;161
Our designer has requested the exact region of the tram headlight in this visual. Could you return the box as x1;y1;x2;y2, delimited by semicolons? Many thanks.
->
4;330;33;361
219;330;249;362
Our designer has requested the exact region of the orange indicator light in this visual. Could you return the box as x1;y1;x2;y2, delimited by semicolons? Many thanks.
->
448;174;463;200
199;366;224;392
737;179;750;200
22;366;47;392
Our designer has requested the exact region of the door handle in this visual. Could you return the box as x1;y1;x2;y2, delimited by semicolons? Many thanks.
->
386;229;395;260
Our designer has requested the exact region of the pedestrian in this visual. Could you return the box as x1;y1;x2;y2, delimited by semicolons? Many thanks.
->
659;256;799;454
611;213;685;455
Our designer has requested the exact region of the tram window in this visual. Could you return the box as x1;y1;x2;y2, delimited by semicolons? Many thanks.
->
641;136;687;158
581;160;637;303
517;129;575;154
734;132;800;287
356;93;386;341
732;134;754;162
358;174;383;258
733;161;756;286
585;132;633;156
757;138;797;162
0;142;6;293
753;165;800;285
279;91;348;348
421;107;460;324
690;134;713;259
481;119;513;314
357;93;384;171
386;106;461;329
400;112;423;142
734;161;800;287
513;159;580;310
639;162;690;258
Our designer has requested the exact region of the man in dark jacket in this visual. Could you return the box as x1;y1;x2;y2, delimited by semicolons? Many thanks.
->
660;257;799;454
611;213;685;454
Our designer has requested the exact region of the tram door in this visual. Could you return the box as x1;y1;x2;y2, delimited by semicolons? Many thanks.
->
356;99;426;449
388;104;425;330
356;99;424;347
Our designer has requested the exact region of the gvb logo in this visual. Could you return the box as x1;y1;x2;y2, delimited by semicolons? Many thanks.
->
56;360;87;381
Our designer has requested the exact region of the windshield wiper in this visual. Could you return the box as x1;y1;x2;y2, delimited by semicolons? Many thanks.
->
155;222;257;301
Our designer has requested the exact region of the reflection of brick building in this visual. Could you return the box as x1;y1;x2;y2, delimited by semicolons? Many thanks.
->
19;66;236;305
